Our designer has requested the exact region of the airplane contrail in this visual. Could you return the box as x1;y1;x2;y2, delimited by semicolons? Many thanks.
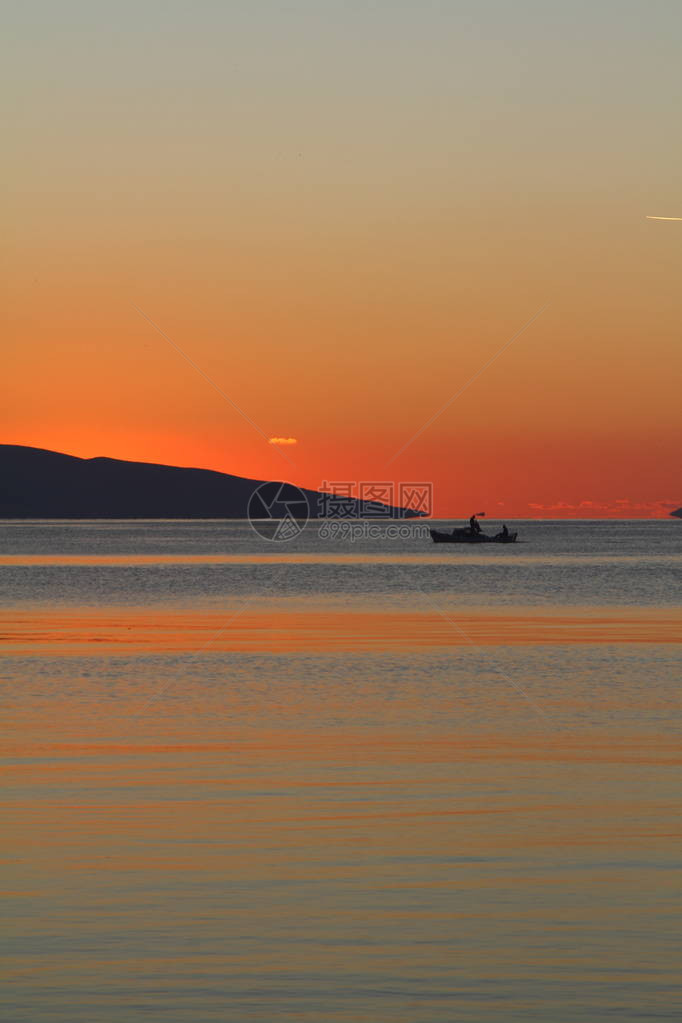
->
646;215;682;221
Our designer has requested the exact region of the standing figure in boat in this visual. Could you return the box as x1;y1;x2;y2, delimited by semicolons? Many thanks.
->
468;514;482;536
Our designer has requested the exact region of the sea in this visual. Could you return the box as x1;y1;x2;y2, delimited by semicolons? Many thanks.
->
2;518;681;1022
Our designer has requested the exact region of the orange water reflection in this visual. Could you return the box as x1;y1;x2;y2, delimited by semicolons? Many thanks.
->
2;606;680;655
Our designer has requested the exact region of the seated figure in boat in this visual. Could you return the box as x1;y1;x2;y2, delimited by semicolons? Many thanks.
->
469;514;482;535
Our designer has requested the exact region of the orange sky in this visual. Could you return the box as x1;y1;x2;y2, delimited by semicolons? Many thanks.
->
4;2;681;517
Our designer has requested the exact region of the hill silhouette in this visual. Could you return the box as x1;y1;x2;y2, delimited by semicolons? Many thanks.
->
671;508;682;519
0;445;425;520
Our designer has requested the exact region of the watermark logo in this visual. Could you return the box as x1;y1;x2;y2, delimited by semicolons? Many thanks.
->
318;480;432;518
396;482;432;517
248;479;433;542
247;481;310;541
318;520;432;542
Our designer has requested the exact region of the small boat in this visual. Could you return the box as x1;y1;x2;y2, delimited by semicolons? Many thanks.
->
430;528;518;544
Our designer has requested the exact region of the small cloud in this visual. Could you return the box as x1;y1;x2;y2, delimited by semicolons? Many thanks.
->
268;436;298;446
526;497;677;517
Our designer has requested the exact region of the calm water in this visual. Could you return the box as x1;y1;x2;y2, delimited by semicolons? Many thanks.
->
2;519;681;1021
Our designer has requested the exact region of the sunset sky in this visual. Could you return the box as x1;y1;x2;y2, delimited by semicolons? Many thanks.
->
5;1;681;517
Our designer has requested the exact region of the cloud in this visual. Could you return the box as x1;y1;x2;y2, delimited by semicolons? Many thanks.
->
527;497;679;516
268;436;298;446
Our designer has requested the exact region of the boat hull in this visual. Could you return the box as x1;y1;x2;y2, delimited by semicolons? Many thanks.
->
430;528;518;544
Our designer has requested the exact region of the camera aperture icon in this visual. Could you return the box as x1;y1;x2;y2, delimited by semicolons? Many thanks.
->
247;481;310;541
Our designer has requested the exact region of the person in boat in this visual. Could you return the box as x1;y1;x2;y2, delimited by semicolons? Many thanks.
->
469;514;482;535
500;524;509;538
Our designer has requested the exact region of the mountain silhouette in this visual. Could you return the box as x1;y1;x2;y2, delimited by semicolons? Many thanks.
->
0;445;426;519
671;508;682;519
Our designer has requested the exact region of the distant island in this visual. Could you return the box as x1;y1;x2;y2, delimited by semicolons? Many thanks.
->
0;445;425;520
672;508;682;519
